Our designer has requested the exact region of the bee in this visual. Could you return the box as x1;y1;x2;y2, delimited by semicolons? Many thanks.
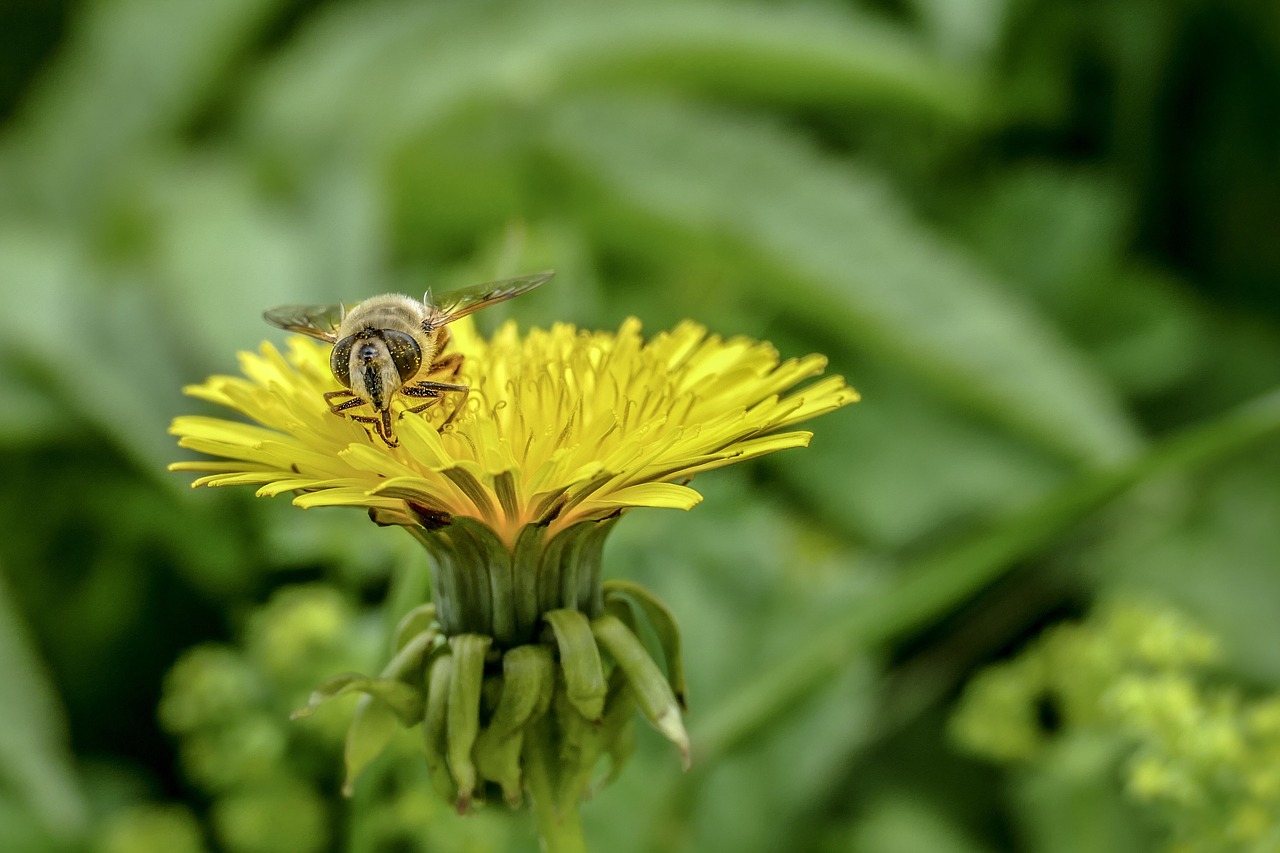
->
264;271;553;446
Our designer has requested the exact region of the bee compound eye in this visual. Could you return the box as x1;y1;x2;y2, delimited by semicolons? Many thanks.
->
382;330;422;382
330;336;354;388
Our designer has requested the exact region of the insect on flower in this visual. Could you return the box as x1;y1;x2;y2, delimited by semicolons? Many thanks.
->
264;271;553;446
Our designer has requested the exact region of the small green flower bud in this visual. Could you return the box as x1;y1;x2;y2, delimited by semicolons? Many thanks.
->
159;646;259;734
98;804;208;853
210;782;328;853
246;587;355;683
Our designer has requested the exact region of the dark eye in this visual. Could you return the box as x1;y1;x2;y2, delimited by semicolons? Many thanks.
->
382;330;422;382
330;336;354;387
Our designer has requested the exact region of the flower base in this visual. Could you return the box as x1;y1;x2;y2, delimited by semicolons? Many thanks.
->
292;522;689;815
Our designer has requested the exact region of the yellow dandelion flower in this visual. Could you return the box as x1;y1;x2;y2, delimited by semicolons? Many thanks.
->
169;311;856;831
172;316;855;543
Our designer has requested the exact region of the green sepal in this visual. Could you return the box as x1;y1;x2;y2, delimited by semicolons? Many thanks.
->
603;579;688;710
328;630;438;797
601;715;636;791
447;633;492;812
553;687;606;812
342;695;399;797
543;609;608;722
475;698;526;807
591;614;690;769
474;644;556;806
597;667;638;791
392;604;438;652
382;627;438;681
291;672;423;725
422;652;456;803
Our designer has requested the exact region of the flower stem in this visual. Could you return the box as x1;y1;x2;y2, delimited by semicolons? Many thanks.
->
524;717;588;853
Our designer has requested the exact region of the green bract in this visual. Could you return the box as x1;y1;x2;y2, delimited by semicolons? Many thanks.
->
298;525;692;813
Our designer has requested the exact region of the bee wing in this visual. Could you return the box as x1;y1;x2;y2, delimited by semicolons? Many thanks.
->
262;303;347;342
425;270;554;326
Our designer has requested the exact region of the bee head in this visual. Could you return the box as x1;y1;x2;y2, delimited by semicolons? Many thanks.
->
331;330;423;409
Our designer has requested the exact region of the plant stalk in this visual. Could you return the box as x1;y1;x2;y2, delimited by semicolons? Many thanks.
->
524;716;588;853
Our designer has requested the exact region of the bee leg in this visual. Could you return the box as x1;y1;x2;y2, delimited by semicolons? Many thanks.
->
403;380;470;428
404;398;439;415
347;411;400;448
330;398;366;414
400;383;441;416
440;388;470;429
403;380;469;395
324;389;365;416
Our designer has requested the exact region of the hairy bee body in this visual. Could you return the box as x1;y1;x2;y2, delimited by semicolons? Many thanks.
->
265;271;552;446
331;295;441;413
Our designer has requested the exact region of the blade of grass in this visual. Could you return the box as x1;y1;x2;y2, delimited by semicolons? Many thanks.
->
693;387;1280;765
0;568;88;841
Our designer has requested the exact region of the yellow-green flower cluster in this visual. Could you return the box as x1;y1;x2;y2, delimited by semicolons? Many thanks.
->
951;600;1280;853
158;587;360;853
97;805;207;853
157;586;519;853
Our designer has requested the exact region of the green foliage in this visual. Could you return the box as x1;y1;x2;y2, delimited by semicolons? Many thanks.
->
1;0;1279;850
96;804;208;853
0;568;87;846
953;600;1280;852
157;585;520;852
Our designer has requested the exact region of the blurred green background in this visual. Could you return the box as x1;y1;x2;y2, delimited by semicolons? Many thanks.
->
2;1;1280;851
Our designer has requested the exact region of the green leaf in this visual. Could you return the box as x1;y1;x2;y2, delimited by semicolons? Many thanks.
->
0;567;88;840
138;158;338;365
245;0;978;168
2;0;290;216
1089;438;1280;682
0;227;187;476
690;386;1280;767
544;97;1143;467
765;355;1065;548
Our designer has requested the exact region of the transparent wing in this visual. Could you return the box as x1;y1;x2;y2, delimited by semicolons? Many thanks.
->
426;271;554;326
262;303;346;342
